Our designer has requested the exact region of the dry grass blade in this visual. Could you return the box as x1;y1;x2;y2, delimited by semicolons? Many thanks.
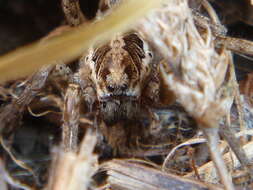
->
100;159;223;190
0;0;163;82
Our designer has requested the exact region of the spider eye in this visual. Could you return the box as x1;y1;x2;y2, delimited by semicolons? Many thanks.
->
107;85;115;92
121;84;128;91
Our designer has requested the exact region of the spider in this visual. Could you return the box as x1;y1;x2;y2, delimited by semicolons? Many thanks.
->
63;17;181;154
0;0;253;189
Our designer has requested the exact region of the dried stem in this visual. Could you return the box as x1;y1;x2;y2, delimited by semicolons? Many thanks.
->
100;159;223;190
137;1;236;189
185;141;253;184
203;128;234;190
216;36;253;56
193;7;253;56
219;124;253;175
47;131;97;190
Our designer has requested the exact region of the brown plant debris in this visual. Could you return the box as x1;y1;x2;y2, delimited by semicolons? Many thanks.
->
0;0;253;190
99;159;224;190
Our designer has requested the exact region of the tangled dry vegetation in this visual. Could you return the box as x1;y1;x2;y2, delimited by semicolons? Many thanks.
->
0;0;253;190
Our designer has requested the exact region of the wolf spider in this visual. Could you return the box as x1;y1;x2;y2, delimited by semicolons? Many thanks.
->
61;0;180;154
1;0;253;189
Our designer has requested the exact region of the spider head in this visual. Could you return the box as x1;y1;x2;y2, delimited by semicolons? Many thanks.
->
88;33;153;124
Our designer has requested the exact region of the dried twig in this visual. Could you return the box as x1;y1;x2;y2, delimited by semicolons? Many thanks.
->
185;141;253;184
100;159;223;190
46;131;97;190
193;4;253;56
162;138;206;171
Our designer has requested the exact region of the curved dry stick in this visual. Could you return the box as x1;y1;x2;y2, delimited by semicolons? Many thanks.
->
162;138;207;171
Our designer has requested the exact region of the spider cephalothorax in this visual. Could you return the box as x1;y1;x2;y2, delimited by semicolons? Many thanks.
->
82;33;153;125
